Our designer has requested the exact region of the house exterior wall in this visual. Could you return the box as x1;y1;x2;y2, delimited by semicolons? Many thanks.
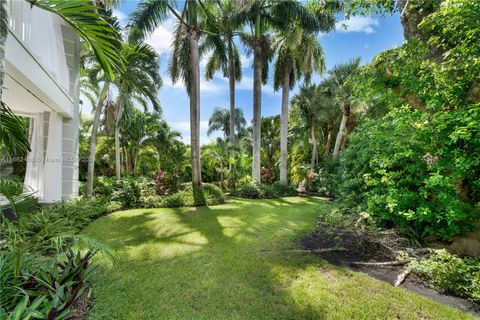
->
4;0;81;202
60;26;81;200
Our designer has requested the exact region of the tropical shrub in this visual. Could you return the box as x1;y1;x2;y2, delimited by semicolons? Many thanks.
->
232;182;297;199
154;170;169;195
334;108;479;240
0;181;114;319
326;0;480;241
409;250;480;302
260;167;275;184
308;158;340;196
139;183;226;208
269;182;298;197
91;176;156;208
110;179;142;208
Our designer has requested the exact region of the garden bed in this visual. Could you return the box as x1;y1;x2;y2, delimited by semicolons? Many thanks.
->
301;224;480;317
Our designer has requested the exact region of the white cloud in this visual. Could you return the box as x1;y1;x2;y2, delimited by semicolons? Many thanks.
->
170;120;209;132
145;18;175;56
112;9;127;23
169;121;212;145
232;76;276;95
163;77;224;94
240;54;253;69
335;16;380;34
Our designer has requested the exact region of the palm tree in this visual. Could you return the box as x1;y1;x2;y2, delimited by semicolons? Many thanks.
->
131;0;213;192
201;1;243;147
85;8;124;196
86;76;111;197
207;107;246;139
272;29;325;184
201;1;244;190
291;84;323;170
119;110;162;176
143;118;184;187
261;115;280;176
235;0;321;182
111;41;162;180
317;79;340;158
273;1;341;184
202;138;231;189
330;58;360;158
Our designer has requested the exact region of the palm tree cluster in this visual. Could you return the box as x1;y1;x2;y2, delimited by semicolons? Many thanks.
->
126;0;342;190
288;58;360;184
1;0;357;194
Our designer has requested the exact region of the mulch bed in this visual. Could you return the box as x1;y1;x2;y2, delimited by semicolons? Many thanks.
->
69;287;92;320
301;224;480;317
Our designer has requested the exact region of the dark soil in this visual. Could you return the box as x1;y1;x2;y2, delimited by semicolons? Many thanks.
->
69;287;92;320
301;225;480;317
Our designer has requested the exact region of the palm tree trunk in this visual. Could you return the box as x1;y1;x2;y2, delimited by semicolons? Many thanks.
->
323;121;334;158
333;103;350;159
280;64;290;184
114;99;124;180
228;43;235;188
228;43;236;145
132;150;137;176
340;114;356;151
188;28;202;191
310;124;317;170
86;81;110;197
220;161;224;190
252;42;262;182
0;0;8;103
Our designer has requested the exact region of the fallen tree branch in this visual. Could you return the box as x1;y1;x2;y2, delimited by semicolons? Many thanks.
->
283;247;348;253
394;268;412;287
312;247;348;253
350;259;412;266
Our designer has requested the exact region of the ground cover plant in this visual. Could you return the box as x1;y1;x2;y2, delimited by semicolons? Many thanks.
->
0;181;114;319
231;182;297;199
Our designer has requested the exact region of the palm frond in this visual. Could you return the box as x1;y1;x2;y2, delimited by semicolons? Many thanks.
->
0;102;30;155
129;0;171;38
34;0;124;79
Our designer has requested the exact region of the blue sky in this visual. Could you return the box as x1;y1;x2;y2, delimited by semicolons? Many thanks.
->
105;2;404;144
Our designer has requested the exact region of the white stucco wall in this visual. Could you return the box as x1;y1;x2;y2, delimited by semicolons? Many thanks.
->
4;0;81;202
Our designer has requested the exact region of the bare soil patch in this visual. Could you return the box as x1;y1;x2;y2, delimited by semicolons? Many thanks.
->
69;287;92;320
301;224;480;317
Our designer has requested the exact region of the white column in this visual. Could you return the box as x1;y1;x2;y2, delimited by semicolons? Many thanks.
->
43;112;63;202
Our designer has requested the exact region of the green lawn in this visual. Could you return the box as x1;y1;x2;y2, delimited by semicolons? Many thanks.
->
83;197;474;319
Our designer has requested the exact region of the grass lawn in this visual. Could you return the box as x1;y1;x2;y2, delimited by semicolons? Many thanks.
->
83;197;475;319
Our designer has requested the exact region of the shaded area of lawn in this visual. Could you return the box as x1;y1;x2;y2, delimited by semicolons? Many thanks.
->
83;197;474;319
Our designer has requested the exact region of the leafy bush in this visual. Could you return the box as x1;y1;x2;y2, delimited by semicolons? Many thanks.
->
270;182;298;197
409;250;480;302
232;183;261;199
308;158;340;196
322;1;480;242
334;108;479;240
154;170;169;195
0;182;114;319
161;183;225;207
106;201;123;213
232;182;297;199
139;183;225;208
92;176;156;209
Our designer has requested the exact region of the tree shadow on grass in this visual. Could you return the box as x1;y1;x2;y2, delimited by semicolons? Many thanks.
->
84;198;334;319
